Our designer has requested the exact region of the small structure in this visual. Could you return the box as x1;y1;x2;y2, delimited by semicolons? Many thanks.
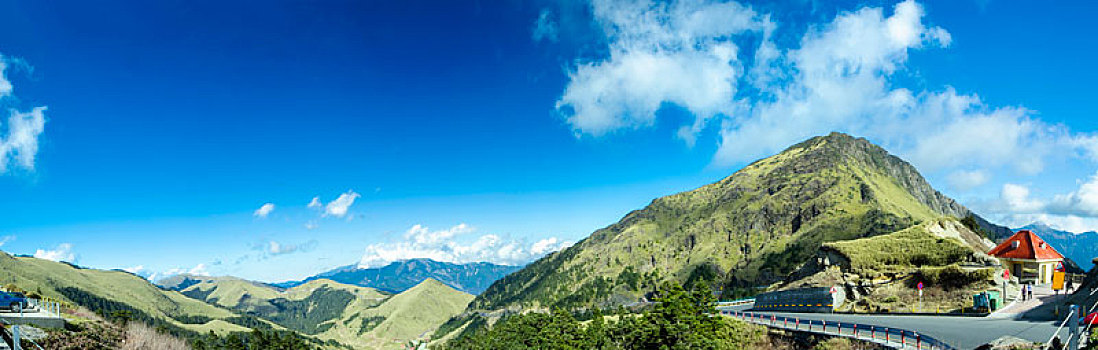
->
987;230;1064;284
752;286;844;313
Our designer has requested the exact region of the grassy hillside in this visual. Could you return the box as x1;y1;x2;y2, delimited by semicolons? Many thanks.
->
0;252;252;335
470;132;1002;312
178;275;472;349
782;218;1004;312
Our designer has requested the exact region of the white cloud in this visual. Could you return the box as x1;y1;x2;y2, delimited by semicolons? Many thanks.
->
147;262;212;282
946;170;990;191
123;265;145;275
309;191;360;218
357;224;572;268
1000;183;1044;213
263;239;317;256
557;0;771;140
0;235;14;248
974;176;1098;233
530;237;569;256
188;263;209;276
253;203;275;218
34;243;75;262
304;221;318;230
533;9;559;42
553;0;1098;192
0;56;48;174
1048;173;1098;217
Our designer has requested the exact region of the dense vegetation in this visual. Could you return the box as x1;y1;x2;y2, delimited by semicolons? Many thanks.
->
192;329;316;350
442;282;766;350
248;286;355;334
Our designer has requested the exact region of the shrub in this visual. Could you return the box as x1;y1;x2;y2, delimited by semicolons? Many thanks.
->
121;322;189;350
913;265;992;290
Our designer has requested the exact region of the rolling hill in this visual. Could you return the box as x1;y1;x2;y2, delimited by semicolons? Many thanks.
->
272;258;521;294
467;132;1009;313
0;252;261;335
173;275;473;349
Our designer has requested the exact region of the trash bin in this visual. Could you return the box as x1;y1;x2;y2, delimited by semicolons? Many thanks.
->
990;298;998;311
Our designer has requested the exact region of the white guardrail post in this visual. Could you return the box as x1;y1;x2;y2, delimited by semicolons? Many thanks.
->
12;324;20;350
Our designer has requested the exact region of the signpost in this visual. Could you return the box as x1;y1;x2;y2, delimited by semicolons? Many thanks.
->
1003;269;1011;302
917;282;924;312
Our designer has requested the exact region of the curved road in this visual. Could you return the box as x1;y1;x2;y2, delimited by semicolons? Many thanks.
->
717;304;1063;349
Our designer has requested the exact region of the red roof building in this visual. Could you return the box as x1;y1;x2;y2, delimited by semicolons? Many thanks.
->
988;230;1064;284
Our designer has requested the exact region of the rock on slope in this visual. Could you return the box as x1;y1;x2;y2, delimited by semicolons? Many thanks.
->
469;132;1008;312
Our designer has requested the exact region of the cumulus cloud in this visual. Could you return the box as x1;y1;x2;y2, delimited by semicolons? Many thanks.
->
357;224;572;268
34;243;75;262
974;175;1098;232
145;262;212;282
253;203;275;218
557;0;771;141
310;191;360;218
0;55;48;174
553;0;1098;191
533;9;559;42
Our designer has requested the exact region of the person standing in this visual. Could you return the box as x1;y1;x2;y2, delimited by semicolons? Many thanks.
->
1027;284;1033;300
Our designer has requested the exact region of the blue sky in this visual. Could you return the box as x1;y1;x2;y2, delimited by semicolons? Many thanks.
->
0;0;1096;282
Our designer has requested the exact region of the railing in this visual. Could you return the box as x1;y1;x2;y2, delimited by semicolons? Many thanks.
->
0;319;45;350
25;299;62;318
720;310;956;350
716;298;755;307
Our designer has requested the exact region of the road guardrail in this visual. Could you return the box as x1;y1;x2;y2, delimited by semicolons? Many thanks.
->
721;310;956;350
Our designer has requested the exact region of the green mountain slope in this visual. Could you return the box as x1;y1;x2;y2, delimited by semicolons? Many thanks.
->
0;252;254;334
782;218;1005;312
177;275;472;349
470;132;1005;312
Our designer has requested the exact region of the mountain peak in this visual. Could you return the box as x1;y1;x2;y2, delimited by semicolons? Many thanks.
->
471;132;1011;311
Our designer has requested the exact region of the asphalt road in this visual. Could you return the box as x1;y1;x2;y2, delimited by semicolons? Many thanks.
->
717;304;1064;349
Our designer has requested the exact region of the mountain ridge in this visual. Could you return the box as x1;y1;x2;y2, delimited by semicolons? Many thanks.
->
271;258;521;295
467;132;1010;313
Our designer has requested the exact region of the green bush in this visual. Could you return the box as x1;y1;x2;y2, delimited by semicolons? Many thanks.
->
913;265;992;290
442;282;766;350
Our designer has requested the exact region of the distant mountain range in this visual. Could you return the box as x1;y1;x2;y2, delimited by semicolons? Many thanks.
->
270;258;522;295
1017;222;1098;271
